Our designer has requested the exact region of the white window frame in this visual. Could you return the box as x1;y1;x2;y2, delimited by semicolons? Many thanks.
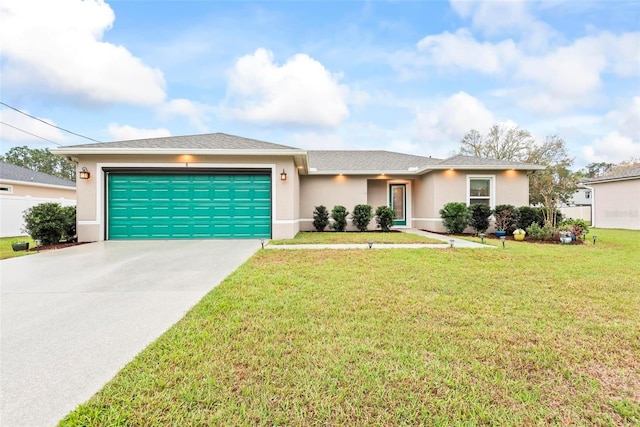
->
467;175;495;208
0;184;13;194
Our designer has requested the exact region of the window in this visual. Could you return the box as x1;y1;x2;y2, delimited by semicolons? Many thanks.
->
0;185;13;194
467;176;494;207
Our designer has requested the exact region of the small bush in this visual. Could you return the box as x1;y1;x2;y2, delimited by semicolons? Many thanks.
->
527;221;559;241
375;206;396;232
312;205;330;232
351;204;373;232
439;202;471;234
493;204;518;234
560;218;590;239
525;223;544;240
517;206;542;229
330;205;349;232
23;203;76;245
468;204;492;234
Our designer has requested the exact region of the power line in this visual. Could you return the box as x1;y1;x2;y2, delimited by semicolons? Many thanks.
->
0;101;102;143
0;121;63;146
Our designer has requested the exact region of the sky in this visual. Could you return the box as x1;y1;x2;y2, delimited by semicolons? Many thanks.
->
1;0;639;169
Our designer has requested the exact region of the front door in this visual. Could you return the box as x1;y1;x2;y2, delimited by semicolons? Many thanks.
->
389;184;406;226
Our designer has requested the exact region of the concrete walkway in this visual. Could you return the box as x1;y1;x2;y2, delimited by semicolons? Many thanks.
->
1;240;259;427
266;228;492;250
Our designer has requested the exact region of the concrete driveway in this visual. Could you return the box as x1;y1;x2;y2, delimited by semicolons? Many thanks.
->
1;240;259;427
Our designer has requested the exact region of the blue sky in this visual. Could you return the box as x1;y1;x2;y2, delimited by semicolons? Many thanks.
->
1;0;639;168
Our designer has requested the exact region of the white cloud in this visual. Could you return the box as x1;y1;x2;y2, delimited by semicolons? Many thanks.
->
417;29;518;74
0;0;166;106
107;124;171;141
0;109;67;144
583;97;640;164
415;91;496;156
158;99;210;132
224;48;350;127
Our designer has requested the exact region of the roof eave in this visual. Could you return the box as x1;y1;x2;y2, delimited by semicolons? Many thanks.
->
0;178;76;190
417;164;546;173
307;169;420;176
50;148;308;156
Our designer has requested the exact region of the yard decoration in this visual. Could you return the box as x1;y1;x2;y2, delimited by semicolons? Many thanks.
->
513;228;526;241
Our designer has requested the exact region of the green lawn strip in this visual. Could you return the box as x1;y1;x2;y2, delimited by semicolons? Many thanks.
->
61;229;640;426
0;235;36;260
269;231;443;245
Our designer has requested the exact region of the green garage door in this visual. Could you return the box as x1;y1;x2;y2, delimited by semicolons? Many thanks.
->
107;173;271;239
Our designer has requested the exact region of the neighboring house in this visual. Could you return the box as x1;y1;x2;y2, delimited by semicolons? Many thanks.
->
559;183;593;225
51;133;544;242
583;167;640;230
0;161;76;238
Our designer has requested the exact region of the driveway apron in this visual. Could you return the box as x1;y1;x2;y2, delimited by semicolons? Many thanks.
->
1;240;259;427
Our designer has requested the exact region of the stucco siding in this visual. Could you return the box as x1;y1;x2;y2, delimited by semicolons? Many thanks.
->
592;179;640;230
299;175;368;231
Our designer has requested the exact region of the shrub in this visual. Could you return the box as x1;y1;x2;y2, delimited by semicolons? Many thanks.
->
330;205;349;232
312;205;330;232
439;202;471;234
525;222;545;240
468;204;492;234
23;203;76;245
375;206;396;232
517;206;542;229
493;204;518;234
351;204;373;232
560;218;590;239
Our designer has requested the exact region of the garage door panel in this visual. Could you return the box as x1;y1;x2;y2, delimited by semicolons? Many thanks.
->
108;173;271;239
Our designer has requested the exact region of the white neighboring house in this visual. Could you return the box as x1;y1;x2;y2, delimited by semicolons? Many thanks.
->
0;162;76;238
583;167;640;230
559;183;593;224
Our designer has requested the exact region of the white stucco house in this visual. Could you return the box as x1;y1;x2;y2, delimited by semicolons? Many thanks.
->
583;167;640;230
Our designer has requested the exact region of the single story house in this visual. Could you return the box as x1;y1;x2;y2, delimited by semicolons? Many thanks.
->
51;133;544;242
0;161;76;238
583;167;640;230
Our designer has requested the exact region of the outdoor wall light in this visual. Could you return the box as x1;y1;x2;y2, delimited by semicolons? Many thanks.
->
280;169;287;181
78;167;90;180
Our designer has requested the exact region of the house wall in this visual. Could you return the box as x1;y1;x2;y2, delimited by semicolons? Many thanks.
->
74;154;299;241
591;179;640;230
0;181;76;237
413;169;530;233
299;175;369;231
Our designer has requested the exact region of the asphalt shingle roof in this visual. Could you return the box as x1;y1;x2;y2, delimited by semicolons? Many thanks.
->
436;154;540;168
0;162;76;187
583;166;640;183
308;150;440;171
66;132;298;150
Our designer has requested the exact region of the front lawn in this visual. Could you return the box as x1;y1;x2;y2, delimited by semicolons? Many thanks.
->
0;235;36;260
270;231;443;245
61;229;639;426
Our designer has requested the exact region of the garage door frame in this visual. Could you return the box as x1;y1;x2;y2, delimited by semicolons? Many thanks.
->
104;166;273;240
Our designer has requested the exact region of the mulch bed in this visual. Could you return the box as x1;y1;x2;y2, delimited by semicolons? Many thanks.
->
424;230;586;245
28;242;89;252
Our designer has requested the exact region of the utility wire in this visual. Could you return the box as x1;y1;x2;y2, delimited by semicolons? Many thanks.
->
0;121;63;146
0;101;102;143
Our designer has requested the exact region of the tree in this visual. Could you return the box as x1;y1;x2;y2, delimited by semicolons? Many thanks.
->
459;124;535;162
527;136;578;226
0;146;76;181
577;162;614;178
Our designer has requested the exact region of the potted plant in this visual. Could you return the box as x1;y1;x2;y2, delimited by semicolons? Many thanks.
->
493;207;513;237
11;239;29;251
559;231;572;244
513;228;526;241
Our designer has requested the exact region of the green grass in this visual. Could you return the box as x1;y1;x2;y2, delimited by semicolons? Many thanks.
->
61;229;640;426
0;235;36;260
270;231;443;245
